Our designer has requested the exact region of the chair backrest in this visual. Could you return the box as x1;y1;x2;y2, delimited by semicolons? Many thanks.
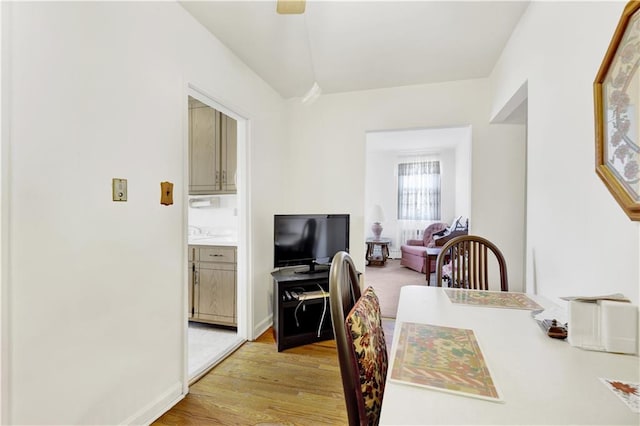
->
435;235;509;291
329;252;386;426
344;286;388;426
329;251;362;325
329;251;362;425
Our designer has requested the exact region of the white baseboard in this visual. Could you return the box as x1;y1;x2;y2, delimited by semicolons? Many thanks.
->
123;381;184;426
254;314;273;341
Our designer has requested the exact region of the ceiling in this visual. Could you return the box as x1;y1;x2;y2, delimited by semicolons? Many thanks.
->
367;126;470;153
180;1;530;99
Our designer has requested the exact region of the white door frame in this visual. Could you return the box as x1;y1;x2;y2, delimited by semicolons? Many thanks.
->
0;2;10;422
182;84;252;393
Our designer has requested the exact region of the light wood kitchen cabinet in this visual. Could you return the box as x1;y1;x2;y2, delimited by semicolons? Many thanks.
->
220;114;237;193
188;97;237;195
189;102;219;194
189;245;237;327
188;246;197;320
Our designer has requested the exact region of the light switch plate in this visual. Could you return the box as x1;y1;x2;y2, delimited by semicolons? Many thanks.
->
112;178;127;202
160;181;173;206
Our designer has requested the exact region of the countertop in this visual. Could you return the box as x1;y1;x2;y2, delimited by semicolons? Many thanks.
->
188;236;237;247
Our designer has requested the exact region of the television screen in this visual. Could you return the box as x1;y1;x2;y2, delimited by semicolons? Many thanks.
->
274;214;349;272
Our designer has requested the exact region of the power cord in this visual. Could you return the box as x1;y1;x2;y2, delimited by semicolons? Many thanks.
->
316;283;328;338
292;283;329;338
294;299;305;327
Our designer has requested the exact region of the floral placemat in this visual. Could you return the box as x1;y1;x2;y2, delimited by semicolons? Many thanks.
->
444;289;543;310
390;322;502;402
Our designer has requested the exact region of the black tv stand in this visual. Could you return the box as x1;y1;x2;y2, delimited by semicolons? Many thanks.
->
271;268;333;351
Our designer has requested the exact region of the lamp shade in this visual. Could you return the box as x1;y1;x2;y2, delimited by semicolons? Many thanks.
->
371;204;385;223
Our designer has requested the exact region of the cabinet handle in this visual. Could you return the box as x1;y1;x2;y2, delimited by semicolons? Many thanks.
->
222;170;226;184
215;171;220;184
194;269;199;285
209;253;223;257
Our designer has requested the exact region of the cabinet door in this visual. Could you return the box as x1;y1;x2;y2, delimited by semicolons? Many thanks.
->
189;105;220;194
220;114;237;193
195;263;236;326
188;246;196;319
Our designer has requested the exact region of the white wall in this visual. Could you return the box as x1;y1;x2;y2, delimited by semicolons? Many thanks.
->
439;149;456;222
365;149;398;240
286;79;526;290
3;2;286;424
489;1;639;304
0;3;8;422
455;126;473;219
188;195;238;236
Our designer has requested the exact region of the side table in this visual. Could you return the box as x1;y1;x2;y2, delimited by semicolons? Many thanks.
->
365;238;391;266
425;246;442;285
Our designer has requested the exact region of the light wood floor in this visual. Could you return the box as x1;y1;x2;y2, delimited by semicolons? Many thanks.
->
153;329;347;425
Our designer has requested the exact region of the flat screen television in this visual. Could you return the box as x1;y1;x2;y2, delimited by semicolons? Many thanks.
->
274;214;350;273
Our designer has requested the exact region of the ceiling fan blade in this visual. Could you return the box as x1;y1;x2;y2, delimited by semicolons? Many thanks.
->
276;0;306;15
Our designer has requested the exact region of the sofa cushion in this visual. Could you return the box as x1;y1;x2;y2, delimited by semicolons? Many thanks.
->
401;244;429;257
423;222;448;247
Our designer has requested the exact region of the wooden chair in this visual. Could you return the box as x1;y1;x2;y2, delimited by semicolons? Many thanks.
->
329;251;388;426
435;235;509;291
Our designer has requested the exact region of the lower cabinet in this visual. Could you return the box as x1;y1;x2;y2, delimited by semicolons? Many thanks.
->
189;245;237;327
188;247;194;320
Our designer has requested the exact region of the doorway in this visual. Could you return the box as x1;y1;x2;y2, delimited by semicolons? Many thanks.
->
489;81;528;293
364;126;472;259
185;87;249;383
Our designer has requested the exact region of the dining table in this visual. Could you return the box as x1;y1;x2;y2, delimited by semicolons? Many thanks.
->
379;285;640;425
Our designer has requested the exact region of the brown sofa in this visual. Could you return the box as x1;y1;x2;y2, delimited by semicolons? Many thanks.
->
399;222;448;273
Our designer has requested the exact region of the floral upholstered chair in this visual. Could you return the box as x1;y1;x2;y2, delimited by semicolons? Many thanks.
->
329;252;388;426
345;287;388;425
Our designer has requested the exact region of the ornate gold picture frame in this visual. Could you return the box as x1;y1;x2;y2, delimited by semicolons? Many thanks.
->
594;1;640;220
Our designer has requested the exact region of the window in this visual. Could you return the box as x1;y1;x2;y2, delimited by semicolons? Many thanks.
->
397;160;441;220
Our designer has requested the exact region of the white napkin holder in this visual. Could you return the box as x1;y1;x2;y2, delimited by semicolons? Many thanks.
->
567;296;638;355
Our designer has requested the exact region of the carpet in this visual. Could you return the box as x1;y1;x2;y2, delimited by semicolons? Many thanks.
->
364;258;431;319
365;259;432;354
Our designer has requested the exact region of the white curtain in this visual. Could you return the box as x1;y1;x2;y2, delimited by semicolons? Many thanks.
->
397;157;441;245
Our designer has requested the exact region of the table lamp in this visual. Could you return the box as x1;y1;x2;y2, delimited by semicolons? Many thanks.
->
371;204;385;240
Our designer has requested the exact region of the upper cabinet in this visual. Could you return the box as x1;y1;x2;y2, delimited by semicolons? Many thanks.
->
188;97;237;194
220;113;237;193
